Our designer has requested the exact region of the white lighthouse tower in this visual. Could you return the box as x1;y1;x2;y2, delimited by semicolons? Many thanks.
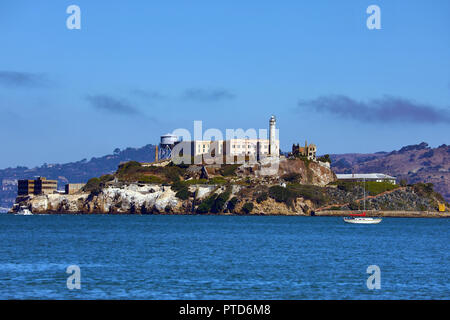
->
269;115;277;157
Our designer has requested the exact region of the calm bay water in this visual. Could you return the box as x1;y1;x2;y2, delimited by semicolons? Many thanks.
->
0;214;448;299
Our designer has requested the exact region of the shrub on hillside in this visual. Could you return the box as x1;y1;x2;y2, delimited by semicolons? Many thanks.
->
83;174;114;194
281;173;302;183
242;202;254;214
196;194;218;214
83;178;102;194
348;201;360;210
167;161;189;169
294;155;311;167
256;192;268;203
317;154;331;163
171;181;186;192
338;181;398;196
365;181;398;196
413;183;445;203
268;185;296;206
269;184;328;207
227;197;238;212
337;181;357;192
209;176;228;185
138;175;163;184
164;166;184;182
117;161;142;175
211;187;232;213
175;187;191;200
413;182;434;196
171;181;191;200
288;184;329;207
100;174;114;182
221;164;240;176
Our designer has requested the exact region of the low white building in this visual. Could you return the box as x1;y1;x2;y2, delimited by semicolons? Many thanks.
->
336;173;397;184
171;116;280;163
191;138;278;157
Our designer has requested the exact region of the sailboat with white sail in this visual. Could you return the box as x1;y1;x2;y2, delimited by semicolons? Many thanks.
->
343;178;382;224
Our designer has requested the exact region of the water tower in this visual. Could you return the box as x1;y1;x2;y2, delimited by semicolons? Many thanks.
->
158;134;181;160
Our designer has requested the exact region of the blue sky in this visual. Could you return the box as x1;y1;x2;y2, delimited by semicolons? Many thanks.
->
1;0;449;168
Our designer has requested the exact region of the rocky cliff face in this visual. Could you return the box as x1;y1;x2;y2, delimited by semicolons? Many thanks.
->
235;158;336;186
13;185;179;214
11;180;447;215
278;159;335;186
10;183;310;215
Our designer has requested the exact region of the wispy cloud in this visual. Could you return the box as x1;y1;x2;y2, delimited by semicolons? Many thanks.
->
182;88;236;102
0;71;48;88
297;95;450;124
86;95;140;115
0;108;21;120
131;89;166;100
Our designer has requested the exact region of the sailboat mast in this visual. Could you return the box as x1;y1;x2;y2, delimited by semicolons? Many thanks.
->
363;177;366;211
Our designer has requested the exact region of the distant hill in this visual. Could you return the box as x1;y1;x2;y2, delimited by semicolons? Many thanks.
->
0;145;156;210
330;142;450;202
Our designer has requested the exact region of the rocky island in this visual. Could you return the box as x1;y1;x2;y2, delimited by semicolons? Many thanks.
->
10;157;449;217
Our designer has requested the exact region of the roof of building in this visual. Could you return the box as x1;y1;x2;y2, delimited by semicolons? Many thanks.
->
336;173;396;180
161;133;179;137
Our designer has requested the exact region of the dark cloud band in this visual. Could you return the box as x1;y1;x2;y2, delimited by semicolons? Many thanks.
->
86;95;140;115
298;95;450;124
0;71;48;88
131;89;166;100
182;88;235;102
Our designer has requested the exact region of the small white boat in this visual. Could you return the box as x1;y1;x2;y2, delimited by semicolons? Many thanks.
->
16;206;33;215
343;177;382;224
343;216;382;224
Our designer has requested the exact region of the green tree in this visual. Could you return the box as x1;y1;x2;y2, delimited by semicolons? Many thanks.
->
256;192;268;203
242;202;254;214
227;197;238;212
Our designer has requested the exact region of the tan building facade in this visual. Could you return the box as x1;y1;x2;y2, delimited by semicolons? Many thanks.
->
65;183;86;194
292;141;317;160
18;177;57;196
